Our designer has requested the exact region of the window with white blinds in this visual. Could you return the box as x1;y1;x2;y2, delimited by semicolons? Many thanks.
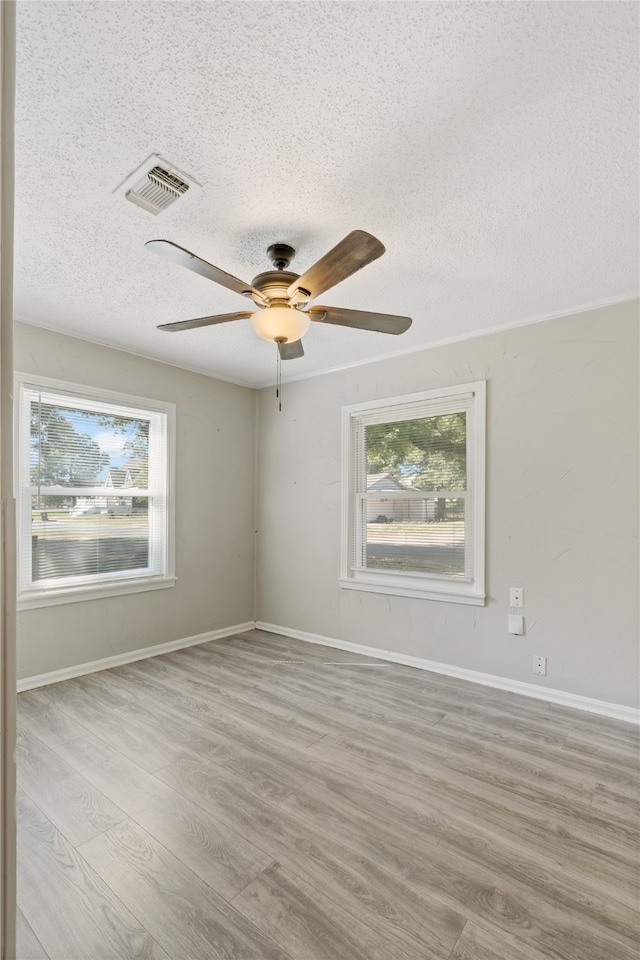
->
16;374;175;608
341;382;486;604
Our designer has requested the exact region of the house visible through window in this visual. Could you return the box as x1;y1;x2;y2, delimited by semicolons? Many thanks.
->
16;374;175;608
341;382;485;604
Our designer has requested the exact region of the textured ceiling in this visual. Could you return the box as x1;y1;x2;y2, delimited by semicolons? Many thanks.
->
14;1;639;388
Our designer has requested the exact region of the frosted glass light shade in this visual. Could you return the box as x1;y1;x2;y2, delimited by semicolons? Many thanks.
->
250;307;311;343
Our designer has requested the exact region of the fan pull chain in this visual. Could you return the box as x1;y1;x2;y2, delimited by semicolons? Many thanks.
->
275;340;283;412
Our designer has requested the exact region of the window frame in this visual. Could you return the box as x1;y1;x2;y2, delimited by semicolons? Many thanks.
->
15;373;176;609
340;381;486;605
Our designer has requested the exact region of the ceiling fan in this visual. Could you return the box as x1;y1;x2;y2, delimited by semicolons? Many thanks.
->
145;230;412;360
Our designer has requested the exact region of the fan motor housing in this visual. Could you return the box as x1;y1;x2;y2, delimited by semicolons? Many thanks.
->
251;270;299;306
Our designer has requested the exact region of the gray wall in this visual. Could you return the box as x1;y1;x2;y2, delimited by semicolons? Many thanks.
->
16;322;256;680
256;300;639;709
16;301;639;709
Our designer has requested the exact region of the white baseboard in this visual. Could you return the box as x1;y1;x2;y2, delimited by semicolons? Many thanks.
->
17;621;255;692
256;621;640;725
20;617;639;725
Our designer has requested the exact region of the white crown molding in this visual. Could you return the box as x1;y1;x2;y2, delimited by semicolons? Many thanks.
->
256;621;640;725
13;316;257;390
16;295;639;393
16;621;255;692
260;293;640;389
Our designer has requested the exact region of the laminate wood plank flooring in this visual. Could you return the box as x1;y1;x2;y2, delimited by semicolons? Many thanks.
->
17;629;640;960
16;907;48;960
16;727;127;846
51;733;276;901
78;820;291;960
17;790;169;960
156;755;464;960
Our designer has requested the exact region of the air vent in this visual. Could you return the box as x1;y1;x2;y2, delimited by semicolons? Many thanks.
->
113;154;200;216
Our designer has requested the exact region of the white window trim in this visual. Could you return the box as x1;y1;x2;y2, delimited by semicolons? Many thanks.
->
15;373;176;610
340;381;486;605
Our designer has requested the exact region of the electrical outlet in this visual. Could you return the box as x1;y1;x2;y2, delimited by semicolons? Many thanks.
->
533;655;547;676
510;586;524;608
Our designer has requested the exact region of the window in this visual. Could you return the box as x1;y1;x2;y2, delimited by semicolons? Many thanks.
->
341;381;485;604
16;374;175;608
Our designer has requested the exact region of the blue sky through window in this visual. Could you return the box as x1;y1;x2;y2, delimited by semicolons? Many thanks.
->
31;402;149;483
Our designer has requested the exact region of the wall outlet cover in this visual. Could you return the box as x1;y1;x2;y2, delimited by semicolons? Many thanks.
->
510;586;524;607
533;655;547;676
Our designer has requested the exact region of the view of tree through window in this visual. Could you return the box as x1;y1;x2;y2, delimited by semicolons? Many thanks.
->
364;412;467;576
30;402;149;494
17;377;173;607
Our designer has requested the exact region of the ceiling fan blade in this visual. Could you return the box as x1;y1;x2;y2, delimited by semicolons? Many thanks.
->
146;240;266;304
278;339;304;360
307;305;412;335
157;311;253;332
287;230;385;305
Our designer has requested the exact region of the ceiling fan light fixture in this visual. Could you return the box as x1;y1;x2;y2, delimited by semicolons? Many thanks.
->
250;307;310;344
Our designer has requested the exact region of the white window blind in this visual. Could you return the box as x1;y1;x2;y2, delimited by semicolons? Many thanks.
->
341;382;486;604
16;375;175;607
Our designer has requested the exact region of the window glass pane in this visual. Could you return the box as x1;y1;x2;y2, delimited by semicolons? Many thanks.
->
30;495;150;582
365;412;466;489
343;383;484;603
364;412;467;577
365;498;465;575
30;401;149;489
18;377;174;605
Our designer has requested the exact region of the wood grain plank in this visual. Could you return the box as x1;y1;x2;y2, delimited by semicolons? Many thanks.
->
441;750;639;851
542;701;640;746
17;630;640;960
115;660;330;748
34;682;185;772
435;712;590;784
133;796;275;902
563;729;640;767
157;756;465;960
183;642;449;727
16;727;127;846
276;778;639;960
17;790;169;960
17;688;88;746
438;816;639;949
303;735;640;909
78;819;292;960
65;670;313;802
449;921;559;960
48;733;275;900
231;861;414;960
433;763;640;910
591;781;640;822
16;907;48;960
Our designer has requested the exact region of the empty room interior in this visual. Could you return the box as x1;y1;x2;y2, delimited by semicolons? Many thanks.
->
3;2;639;959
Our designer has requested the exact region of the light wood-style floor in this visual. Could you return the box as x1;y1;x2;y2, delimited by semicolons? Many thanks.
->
16;629;640;960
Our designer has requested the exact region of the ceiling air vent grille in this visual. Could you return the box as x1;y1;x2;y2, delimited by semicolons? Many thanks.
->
127;166;190;214
113;154;200;216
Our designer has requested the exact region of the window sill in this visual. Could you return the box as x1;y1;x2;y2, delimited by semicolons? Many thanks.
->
339;576;485;606
18;576;177;610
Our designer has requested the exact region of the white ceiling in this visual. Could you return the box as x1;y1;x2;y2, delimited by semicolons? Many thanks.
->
14;1;638;388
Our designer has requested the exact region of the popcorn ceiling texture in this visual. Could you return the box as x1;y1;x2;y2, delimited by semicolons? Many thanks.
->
14;1;638;387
